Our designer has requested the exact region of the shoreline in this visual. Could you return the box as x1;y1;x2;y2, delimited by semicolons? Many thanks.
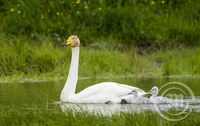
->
1;73;200;84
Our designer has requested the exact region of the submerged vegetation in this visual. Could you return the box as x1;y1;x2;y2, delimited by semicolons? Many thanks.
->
0;105;200;126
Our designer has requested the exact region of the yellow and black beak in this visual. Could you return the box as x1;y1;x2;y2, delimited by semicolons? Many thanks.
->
61;39;72;46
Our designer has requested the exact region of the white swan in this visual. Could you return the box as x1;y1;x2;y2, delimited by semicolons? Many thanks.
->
130;89;150;104
60;35;146;103
150;86;171;104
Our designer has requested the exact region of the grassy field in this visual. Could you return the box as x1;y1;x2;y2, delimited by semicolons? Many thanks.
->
0;0;200;81
0;105;200;126
0;34;200;82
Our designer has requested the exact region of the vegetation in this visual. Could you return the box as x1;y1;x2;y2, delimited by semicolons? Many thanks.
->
0;105;200;126
0;0;200;79
0;34;200;81
0;1;199;126
0;0;200;46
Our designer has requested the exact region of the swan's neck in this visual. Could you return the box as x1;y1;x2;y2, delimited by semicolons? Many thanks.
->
60;47;79;102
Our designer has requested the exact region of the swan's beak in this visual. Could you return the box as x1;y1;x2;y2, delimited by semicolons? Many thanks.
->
66;39;72;45
61;39;72;46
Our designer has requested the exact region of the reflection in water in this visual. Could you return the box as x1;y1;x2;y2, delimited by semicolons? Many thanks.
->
60;98;200;116
1;78;200;105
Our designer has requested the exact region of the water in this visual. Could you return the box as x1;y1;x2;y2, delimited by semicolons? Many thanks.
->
0;77;200;115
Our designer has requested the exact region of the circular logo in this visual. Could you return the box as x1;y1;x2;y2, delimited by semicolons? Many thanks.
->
153;82;195;121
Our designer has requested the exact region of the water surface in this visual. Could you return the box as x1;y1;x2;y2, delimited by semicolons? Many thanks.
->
0;77;200;114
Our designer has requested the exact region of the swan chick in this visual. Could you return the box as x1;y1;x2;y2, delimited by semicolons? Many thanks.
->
131;89;150;104
150;86;171;104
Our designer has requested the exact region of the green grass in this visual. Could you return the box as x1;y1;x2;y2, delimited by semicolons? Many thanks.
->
1;105;200;126
0;35;200;82
0;0;200;46
0;0;200;81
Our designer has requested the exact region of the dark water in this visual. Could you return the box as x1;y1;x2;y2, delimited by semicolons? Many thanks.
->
0;77;200;115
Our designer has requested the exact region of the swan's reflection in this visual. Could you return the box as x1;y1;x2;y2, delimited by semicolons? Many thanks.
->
60;103;154;115
59;98;200;116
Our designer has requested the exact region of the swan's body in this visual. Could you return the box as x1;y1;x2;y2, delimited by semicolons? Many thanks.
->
60;35;146;103
149;86;171;104
62;81;145;103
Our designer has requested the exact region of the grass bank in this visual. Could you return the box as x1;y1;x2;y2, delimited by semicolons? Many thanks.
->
0;35;200;82
0;105;200;126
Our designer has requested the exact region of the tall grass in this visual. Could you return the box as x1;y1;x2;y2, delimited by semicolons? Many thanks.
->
0;0;200;46
0;106;200;126
1;0;200;79
161;48;200;76
0;34;67;76
0;35;200;79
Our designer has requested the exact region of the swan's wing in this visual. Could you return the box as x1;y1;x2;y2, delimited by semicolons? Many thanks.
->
75;82;145;100
116;84;146;96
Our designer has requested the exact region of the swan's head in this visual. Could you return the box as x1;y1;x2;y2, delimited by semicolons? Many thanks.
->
62;35;80;47
150;86;159;96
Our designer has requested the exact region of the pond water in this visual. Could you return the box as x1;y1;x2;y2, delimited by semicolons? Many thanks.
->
0;77;200;115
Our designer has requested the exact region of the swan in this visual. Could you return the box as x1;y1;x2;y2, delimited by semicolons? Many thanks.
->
149;86;171;104
60;35;146;103
130;89;150;104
